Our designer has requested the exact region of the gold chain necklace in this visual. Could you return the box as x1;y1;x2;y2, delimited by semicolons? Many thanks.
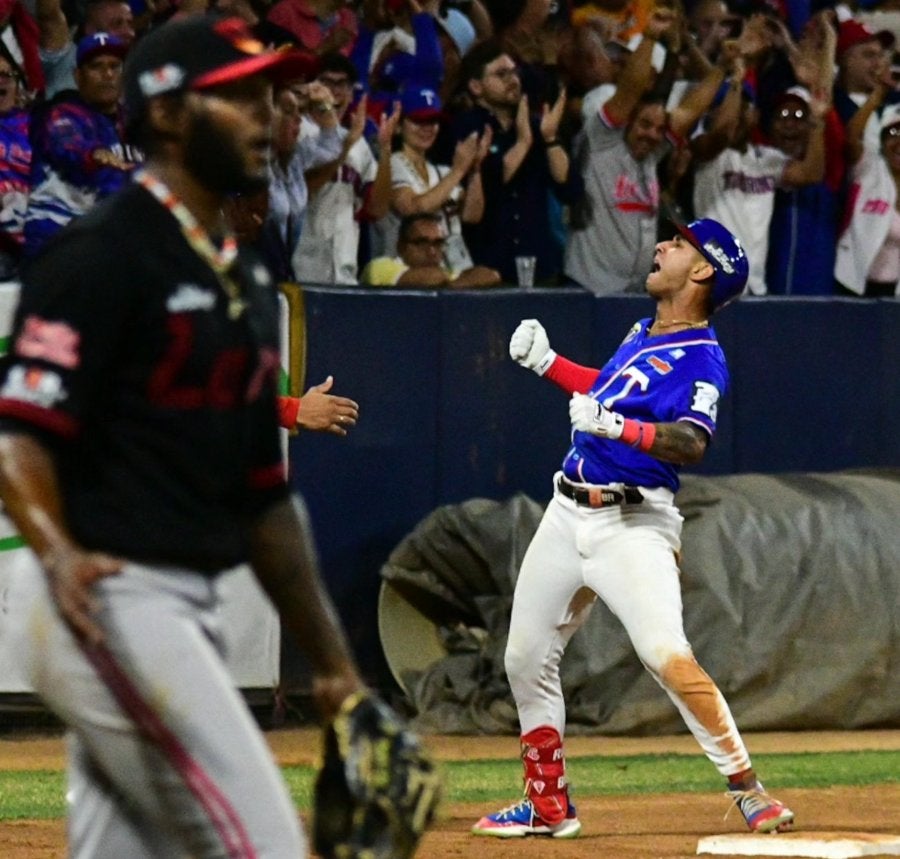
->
651;318;709;331
136;170;247;320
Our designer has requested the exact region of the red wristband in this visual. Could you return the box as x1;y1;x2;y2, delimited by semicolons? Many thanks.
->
620;419;656;452
277;395;301;430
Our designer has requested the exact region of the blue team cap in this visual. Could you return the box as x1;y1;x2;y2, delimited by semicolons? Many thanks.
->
400;85;442;121
76;32;129;67
676;218;749;311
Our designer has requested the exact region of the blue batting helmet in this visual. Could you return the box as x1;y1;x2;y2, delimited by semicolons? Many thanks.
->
676;218;749;311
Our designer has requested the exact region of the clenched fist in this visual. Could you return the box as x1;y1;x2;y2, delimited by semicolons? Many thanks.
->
509;319;556;375
569;393;624;438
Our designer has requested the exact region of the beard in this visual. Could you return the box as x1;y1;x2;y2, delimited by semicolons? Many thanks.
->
183;105;269;196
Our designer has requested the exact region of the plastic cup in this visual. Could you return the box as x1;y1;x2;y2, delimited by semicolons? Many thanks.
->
515;256;537;289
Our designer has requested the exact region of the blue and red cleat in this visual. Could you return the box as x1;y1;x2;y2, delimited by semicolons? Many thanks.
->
471;797;582;839
726;782;795;833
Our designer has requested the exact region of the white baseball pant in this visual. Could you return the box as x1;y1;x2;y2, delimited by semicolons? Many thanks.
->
505;474;752;776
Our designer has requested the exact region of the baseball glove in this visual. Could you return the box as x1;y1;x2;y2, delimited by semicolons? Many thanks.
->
312;691;441;859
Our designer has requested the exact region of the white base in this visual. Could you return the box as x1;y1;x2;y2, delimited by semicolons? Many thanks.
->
697;833;900;858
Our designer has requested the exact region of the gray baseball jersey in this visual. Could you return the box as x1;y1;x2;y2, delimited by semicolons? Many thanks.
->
564;105;667;295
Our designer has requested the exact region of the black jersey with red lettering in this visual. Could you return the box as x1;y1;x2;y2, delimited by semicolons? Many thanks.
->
0;182;289;572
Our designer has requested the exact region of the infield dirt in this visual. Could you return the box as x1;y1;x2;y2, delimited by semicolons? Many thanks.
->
2;729;899;859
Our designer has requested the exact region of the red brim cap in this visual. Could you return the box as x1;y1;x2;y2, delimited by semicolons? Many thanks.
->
669;208;705;255
837;20;895;58
192;47;318;90
124;15;319;125
406;109;442;121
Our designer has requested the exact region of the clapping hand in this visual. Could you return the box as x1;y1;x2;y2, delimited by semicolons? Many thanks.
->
644;6;677;42
540;86;567;144
475;125;493;166
348;94;368;147
737;14;775;60
377;100;402;150
515;95;533;147
452;132;480;174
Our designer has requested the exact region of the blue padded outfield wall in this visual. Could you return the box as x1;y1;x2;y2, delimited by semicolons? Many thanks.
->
287;287;900;686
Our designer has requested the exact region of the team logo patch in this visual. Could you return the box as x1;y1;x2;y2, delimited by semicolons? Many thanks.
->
252;264;271;285
702;240;735;274
139;64;186;96
168;283;217;312
0;366;67;407
647;355;672;374
15;316;80;368
669;348;685;359
690;381;720;420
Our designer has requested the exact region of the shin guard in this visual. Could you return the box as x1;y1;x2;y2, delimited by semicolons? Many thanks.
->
521;726;568;825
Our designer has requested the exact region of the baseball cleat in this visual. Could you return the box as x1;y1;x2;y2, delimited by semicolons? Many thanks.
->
726;783;795;833
471;797;581;838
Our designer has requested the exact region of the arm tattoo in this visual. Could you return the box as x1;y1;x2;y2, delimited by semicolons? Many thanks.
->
648;421;708;465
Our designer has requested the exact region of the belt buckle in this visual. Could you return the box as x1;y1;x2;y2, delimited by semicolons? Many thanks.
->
587;486;622;507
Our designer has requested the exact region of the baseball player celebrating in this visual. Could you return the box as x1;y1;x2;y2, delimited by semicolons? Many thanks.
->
0;16;369;857
472;219;795;839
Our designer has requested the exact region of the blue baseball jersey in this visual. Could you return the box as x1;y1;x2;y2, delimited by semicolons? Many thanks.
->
561;318;729;492
0;109;31;251
24;96;140;258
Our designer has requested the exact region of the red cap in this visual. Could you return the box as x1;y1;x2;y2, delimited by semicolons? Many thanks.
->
836;19;894;59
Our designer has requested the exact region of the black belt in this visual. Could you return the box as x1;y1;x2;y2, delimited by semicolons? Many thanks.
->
557;476;644;508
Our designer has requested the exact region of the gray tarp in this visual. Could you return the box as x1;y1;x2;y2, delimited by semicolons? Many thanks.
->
379;470;900;735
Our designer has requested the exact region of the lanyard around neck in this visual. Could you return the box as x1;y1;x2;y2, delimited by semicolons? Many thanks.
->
136;170;247;319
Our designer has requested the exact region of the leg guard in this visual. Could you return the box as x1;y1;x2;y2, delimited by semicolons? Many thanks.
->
521;726;568;826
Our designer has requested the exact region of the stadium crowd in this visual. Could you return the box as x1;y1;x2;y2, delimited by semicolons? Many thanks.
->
1;0;900;294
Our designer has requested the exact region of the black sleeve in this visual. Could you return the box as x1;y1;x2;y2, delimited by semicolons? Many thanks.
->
0;226;136;438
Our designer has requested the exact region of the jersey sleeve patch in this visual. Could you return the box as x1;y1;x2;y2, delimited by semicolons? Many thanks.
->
15;315;81;368
0;366;68;409
690;380;721;421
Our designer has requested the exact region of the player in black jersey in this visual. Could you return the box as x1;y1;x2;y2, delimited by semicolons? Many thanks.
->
0;15;367;856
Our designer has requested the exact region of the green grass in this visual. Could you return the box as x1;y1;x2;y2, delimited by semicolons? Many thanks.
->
1;750;897;821
446;751;900;801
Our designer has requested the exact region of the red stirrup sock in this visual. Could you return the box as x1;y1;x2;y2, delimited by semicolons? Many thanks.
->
521;725;569;825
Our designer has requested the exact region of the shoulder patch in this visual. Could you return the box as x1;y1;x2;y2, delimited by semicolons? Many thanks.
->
623;322;642;344
15;316;80;368
690;381;720;421
1;366;68;408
